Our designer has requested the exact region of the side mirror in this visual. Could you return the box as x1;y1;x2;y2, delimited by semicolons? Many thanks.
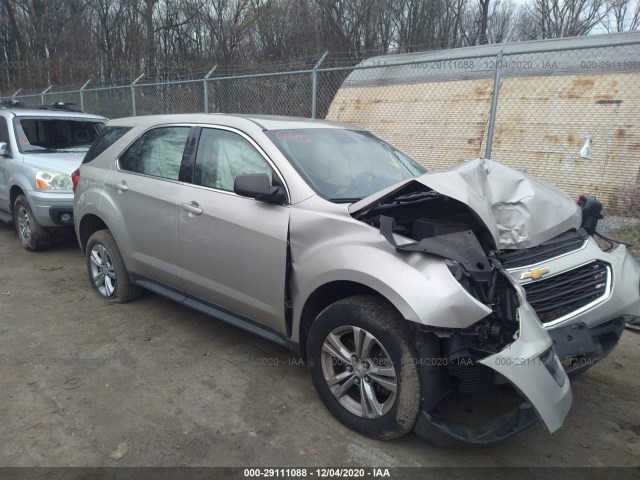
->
0;142;8;157
234;174;286;204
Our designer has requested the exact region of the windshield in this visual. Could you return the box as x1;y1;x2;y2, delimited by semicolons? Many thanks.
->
266;129;425;202
14;117;104;153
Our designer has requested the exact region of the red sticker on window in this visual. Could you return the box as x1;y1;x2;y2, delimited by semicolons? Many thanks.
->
276;131;310;144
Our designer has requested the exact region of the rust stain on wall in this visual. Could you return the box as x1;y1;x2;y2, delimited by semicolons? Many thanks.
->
565;78;595;99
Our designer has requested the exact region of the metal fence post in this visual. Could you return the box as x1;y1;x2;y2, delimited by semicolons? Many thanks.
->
485;49;503;160
203;66;218;113
11;88;21;101
80;79;91;111
40;85;52;105
311;51;329;119
131;73;144;116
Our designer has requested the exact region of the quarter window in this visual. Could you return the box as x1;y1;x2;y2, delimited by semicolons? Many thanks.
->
119;127;190;181
83;126;131;164
193;128;273;192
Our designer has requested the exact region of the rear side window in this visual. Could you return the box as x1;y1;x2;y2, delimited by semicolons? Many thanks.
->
119;127;190;181
83;126;131;164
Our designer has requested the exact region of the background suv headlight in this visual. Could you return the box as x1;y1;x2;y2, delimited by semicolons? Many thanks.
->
35;170;73;191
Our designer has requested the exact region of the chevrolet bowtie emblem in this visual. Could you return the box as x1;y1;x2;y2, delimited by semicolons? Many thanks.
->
521;267;550;280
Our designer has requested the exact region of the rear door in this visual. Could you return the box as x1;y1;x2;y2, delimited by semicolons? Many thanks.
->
103;125;192;292
177;126;290;332
0;116;12;214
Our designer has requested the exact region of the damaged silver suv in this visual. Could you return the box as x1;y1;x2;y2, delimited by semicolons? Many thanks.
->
73;114;640;444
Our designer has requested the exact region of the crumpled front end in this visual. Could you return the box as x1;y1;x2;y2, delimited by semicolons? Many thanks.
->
347;159;581;443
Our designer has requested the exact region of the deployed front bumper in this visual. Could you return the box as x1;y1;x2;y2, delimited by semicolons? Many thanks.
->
414;278;572;444
479;299;572;434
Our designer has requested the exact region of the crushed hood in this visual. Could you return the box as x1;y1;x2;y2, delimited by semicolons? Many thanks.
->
349;158;582;250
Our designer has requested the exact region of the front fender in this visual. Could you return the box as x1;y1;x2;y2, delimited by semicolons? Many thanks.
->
8;169;36;199
289;197;493;343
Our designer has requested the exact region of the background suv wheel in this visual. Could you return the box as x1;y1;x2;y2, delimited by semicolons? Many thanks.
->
85;229;142;303
307;295;421;440
13;195;51;251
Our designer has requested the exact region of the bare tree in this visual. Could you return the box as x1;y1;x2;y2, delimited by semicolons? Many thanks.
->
603;0;640;31
523;0;612;38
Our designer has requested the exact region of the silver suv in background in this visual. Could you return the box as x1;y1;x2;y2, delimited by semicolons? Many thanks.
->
74;114;640;444
0;101;105;250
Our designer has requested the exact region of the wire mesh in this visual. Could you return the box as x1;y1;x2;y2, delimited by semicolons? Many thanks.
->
208;72;312;117
136;81;205;115
490;44;640;253
4;38;638;254
322;56;497;172
43;91;81;107
83;87;133;119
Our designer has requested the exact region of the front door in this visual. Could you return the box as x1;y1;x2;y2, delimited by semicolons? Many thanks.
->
177;127;290;332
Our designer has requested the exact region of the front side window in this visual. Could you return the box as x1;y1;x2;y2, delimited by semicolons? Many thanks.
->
83;126;132;164
193;128;274;192
119;127;190;181
266;128;425;202
0;117;10;154
14;117;104;153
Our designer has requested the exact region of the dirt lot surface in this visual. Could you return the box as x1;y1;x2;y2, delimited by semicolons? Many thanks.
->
1;221;640;468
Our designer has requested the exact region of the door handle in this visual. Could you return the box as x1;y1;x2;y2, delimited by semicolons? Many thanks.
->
181;201;203;216
111;180;128;192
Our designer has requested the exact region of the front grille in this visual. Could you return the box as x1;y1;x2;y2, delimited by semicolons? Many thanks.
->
523;261;610;324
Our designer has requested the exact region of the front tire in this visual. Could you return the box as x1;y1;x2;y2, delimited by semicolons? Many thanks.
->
13;195;51;251
307;295;421;440
86;229;142;303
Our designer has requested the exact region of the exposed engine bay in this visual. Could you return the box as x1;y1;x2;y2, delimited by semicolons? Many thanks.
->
353;182;521;367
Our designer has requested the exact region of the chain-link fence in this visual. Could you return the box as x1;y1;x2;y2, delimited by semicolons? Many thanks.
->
3;32;640;254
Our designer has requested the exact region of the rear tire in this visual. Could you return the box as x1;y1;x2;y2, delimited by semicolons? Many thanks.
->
86;229;142;303
307;295;421;440
13;195;51;251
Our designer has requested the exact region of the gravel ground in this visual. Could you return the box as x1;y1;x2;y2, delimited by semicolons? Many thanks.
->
1;221;640;468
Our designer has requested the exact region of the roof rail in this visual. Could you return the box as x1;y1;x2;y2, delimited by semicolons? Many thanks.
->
1;99;25;107
38;102;84;113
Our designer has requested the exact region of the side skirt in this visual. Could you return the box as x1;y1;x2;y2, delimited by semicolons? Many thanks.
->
130;272;290;349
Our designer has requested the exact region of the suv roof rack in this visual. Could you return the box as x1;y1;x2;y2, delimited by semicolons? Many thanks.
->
1;99;25;107
38;102;84;113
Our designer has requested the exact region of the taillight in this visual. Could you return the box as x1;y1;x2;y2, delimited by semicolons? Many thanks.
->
71;168;80;192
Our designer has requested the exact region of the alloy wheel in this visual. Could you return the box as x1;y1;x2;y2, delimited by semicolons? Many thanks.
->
16;205;31;243
320;325;398;419
89;244;116;297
